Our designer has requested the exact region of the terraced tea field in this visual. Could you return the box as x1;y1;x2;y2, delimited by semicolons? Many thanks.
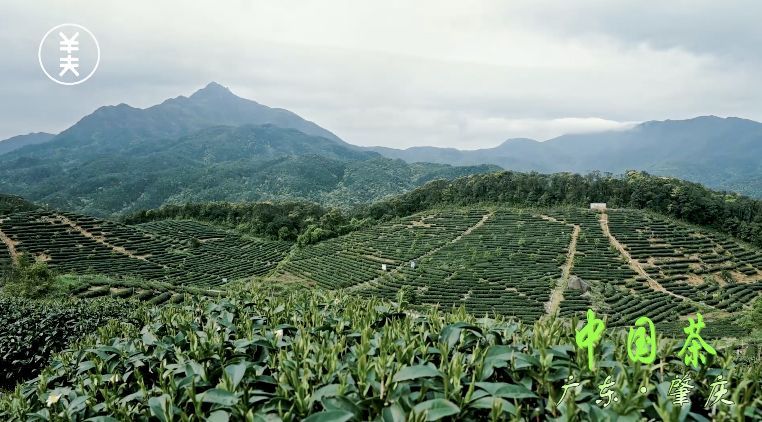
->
275;207;762;326
3;205;761;327
605;210;762;312
277;209;573;322
0;212;290;287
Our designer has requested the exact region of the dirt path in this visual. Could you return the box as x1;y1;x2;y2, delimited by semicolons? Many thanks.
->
346;211;495;293
0;227;20;264
599;212;684;299
46;214;151;261
545;222;580;315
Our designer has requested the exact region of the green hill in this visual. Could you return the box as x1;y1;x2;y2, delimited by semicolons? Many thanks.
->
365;170;762;251
0;84;497;217
272;206;762;325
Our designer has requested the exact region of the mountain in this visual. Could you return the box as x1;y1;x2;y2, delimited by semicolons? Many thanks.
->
0;132;55;156
368;116;762;197
9;82;345;160
0;84;496;216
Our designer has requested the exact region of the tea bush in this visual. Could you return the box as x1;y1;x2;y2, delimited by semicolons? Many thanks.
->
0;296;141;388
1;284;759;421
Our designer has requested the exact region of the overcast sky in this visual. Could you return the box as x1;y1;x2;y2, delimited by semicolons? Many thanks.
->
1;1;761;149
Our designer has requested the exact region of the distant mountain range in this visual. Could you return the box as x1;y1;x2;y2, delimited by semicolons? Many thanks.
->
2;82;762;216
368;116;762;197
0;83;496;216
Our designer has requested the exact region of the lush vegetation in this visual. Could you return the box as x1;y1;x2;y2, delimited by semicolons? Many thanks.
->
353;210;572;322
0;211;289;287
0;122;496;218
606;210;762;313
0;295;140;388
0;253;57;299
276;206;762;325
124;169;762;251
124;201;369;243
365;171;762;250
0;194;37;216
0;284;759;421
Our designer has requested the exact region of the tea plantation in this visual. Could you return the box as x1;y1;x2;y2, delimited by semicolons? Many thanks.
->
275;207;762;327
0;212;290;288
0;284;759;421
2;204;762;420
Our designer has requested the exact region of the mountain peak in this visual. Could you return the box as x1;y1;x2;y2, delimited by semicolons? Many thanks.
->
190;82;234;99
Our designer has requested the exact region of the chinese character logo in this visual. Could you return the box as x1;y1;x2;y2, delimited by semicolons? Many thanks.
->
576;309;605;371
668;373;694;406
627;316;657;364
38;24;100;85
677;312;716;369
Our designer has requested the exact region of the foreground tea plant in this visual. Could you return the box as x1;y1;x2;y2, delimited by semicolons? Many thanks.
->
0;284;759;421
0;296;141;388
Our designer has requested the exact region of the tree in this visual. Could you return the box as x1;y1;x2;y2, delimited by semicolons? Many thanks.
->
741;296;762;336
398;285;420;306
1;254;56;299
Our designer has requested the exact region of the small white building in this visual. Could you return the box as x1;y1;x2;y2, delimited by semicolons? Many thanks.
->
381;263;388;271
590;203;607;211
410;260;416;269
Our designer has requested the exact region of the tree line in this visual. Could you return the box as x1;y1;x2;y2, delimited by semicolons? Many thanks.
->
123;170;762;249
364;170;762;248
123;201;371;245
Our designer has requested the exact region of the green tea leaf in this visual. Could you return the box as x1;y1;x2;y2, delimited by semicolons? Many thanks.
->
392;364;442;382
200;389;239;406
413;399;460;421
303;410;354;422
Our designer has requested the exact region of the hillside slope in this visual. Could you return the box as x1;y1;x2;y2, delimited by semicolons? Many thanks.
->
273;207;762;324
0;210;290;287
364;171;762;252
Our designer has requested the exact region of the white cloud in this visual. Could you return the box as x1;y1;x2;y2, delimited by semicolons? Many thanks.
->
0;0;760;149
